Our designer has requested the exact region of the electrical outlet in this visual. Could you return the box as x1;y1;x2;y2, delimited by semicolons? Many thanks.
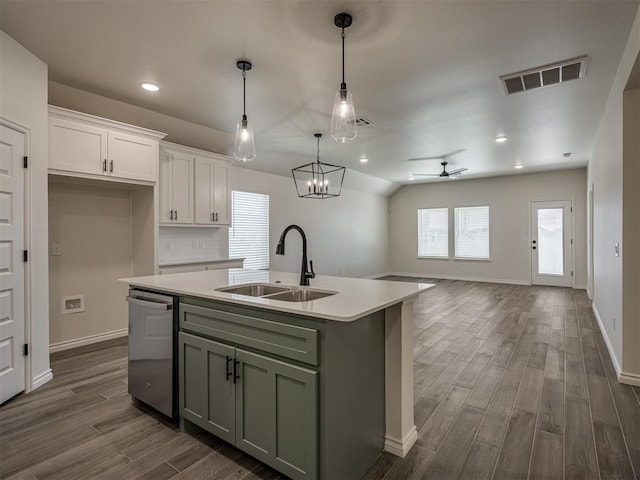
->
614;243;620;257
51;243;62;256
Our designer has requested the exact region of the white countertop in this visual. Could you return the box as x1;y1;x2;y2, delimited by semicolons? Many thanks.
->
120;269;435;322
157;258;245;267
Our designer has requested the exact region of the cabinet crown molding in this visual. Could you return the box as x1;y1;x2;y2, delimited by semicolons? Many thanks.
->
48;105;166;141
161;140;233;164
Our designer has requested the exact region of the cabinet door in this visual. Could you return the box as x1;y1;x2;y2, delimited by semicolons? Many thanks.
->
108;131;157;182
158;151;173;224
194;156;214;224
179;332;236;444
49;117;107;175
235;349;318;480
171;153;194;224
213;162;230;225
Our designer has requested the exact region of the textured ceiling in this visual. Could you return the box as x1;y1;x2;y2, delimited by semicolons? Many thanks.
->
1;1;638;194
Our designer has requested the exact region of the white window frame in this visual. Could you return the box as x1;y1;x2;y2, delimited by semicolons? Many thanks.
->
229;190;270;270
417;207;449;259
454;205;490;261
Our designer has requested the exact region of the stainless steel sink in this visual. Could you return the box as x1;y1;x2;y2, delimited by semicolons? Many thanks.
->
215;283;291;297
263;289;336;302
215;283;337;302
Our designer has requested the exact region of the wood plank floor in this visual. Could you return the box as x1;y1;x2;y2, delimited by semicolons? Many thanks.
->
1;280;639;479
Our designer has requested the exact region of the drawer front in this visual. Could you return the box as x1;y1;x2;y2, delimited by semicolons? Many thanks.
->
180;304;318;365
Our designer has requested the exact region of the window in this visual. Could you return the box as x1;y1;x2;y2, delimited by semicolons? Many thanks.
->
454;206;490;259
417;208;449;258
229;190;269;269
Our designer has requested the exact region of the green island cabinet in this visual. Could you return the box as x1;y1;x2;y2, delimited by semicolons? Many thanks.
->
178;296;385;480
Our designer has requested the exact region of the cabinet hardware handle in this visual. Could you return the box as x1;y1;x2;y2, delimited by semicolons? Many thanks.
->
103;159;107;172
233;359;240;384
175;210;178;221
211;213;214;222
215;212;218;222
225;356;232;381
170;210;174;221
109;160;113;173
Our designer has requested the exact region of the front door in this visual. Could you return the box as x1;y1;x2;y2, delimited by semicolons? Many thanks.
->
531;200;573;287
0;124;26;403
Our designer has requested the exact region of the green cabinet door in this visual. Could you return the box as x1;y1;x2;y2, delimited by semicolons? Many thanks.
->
235;348;318;480
178;332;236;444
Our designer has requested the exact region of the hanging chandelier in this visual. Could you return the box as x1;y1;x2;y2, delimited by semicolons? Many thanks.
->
233;59;256;162
292;134;346;199
330;12;357;143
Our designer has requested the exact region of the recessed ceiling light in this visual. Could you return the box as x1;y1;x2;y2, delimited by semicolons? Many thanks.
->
360;156;369;163
563;152;572;157
408;175;415;181
139;81;159;92
495;135;508;143
515;164;524;169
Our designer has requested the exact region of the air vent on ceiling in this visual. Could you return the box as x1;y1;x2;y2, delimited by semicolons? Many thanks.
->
355;116;373;127
500;56;588;95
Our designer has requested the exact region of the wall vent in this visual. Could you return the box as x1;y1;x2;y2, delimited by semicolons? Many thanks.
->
500;56;588;95
355;116;373;127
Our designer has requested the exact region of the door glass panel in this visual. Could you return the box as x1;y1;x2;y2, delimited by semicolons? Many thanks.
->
537;208;564;275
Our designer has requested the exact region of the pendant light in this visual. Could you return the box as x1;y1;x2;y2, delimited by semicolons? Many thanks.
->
330;12;357;144
233;60;256;162
292;134;346;199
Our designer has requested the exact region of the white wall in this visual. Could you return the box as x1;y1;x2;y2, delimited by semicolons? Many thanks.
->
0;31;50;389
389;169;587;286
588;7;640;382
231;167;389;278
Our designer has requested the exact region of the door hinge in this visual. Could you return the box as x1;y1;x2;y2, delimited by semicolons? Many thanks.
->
23;250;28;262
571;207;573;213
571;271;574;277
571;238;573;245
23;344;28;356
23;156;28;168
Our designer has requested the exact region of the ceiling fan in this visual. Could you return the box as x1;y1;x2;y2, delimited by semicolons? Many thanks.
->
412;160;468;178
409;149;468;178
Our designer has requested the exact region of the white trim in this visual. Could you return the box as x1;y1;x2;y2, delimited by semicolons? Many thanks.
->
49;328;128;353
618;372;640;387
31;369;53;390
573;284;588;290
592;303;622;376
384;427;418;458
376;271;530;286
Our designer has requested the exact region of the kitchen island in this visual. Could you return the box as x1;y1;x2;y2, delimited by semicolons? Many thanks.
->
121;269;434;479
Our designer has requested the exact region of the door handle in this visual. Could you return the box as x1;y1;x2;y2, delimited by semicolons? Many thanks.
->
109;160;113;173
233;359;240;384
103;159;107;172
225;356;232;381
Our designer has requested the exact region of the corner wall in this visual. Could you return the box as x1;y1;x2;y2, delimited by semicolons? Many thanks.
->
0;31;50;389
231;167;389;278
588;6;640;383
388;169;587;286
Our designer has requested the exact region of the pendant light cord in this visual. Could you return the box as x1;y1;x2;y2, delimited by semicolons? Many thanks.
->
242;69;247;118
316;136;321;164
341;29;346;85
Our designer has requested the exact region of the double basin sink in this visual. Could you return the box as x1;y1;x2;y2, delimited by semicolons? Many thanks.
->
215;283;337;302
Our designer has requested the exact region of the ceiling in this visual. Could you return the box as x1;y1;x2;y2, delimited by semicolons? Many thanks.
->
1;1;638;194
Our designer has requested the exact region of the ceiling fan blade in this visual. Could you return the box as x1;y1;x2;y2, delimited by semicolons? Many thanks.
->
411;173;441;176
407;156;444;162
447;168;468;175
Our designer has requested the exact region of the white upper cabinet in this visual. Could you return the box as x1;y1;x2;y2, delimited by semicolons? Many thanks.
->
159;149;194;225
48;106;165;184
159;141;231;227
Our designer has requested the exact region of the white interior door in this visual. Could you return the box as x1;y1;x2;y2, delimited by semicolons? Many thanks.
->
0;124;26;403
531;200;573;287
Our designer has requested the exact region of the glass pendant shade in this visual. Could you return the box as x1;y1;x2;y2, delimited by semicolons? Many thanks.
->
233;116;256;162
330;87;357;143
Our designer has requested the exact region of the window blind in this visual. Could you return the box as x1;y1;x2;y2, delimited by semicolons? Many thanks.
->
229;190;269;269
417;208;449;257
454;206;490;259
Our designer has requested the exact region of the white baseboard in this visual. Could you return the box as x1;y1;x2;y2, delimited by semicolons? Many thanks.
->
618;372;640;386
378;271;530;286
49;328;128;353
592;303;622;376
31;369;53;391
384;427;418;458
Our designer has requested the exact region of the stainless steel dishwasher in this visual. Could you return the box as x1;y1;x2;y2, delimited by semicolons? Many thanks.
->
126;289;177;418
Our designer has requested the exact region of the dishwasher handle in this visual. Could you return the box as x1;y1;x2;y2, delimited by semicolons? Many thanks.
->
126;296;173;310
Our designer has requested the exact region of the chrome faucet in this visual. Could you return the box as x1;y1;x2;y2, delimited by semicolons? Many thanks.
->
275;224;316;286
